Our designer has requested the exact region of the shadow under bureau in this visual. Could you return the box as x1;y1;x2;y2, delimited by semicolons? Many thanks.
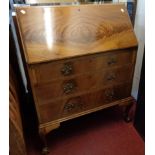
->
15;3;138;154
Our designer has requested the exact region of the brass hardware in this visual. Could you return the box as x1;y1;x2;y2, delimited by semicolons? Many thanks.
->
105;89;115;99
63;80;76;94
107;57;117;65
61;63;73;76
63;97;83;113
64;103;75;112
107;73;116;81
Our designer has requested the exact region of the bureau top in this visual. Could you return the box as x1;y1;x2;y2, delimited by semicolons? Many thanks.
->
15;4;138;64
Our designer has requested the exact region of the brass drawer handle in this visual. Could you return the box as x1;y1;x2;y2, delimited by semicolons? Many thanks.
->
63;97;83;113
105;89;115;99
107;74;116;81
107;58;117;65
63;81;76;94
64;103;75;112
61;63;73;76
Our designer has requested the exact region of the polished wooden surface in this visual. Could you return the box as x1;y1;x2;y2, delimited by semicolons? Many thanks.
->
28;48;137;126
15;4;138;152
9;66;27;155
34;65;133;101
16;4;137;64
39;96;134;133
29;49;135;85
25;0;77;4
39;82;131;123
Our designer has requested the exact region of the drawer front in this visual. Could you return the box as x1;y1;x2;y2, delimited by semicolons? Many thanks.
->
38;83;131;123
34;65;133;102
30;49;135;85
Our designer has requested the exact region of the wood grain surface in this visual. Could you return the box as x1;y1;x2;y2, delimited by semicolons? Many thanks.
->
29;49;135;85
15;4;138;144
34;65;133;101
38;82;131;123
25;0;77;3
9;66;27;155
15;4;137;64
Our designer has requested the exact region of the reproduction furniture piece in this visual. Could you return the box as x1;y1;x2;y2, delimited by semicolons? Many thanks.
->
15;4;138;154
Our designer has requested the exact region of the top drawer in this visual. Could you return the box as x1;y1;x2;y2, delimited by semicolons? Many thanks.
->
29;49;136;85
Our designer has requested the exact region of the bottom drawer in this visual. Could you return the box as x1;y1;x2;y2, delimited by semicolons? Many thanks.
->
38;83;131;124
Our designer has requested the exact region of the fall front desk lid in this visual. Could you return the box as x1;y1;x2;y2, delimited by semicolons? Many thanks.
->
15;4;138;64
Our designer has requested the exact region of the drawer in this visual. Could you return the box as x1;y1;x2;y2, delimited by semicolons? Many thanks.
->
38;83;131;123
29;49;135;85
34;65;133;102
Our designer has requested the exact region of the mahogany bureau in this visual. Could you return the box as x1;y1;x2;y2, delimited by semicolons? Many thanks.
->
15;4;138;154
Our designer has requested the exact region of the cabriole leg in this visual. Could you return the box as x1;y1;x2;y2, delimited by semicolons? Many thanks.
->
123;101;134;122
39;123;60;154
39;128;49;155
